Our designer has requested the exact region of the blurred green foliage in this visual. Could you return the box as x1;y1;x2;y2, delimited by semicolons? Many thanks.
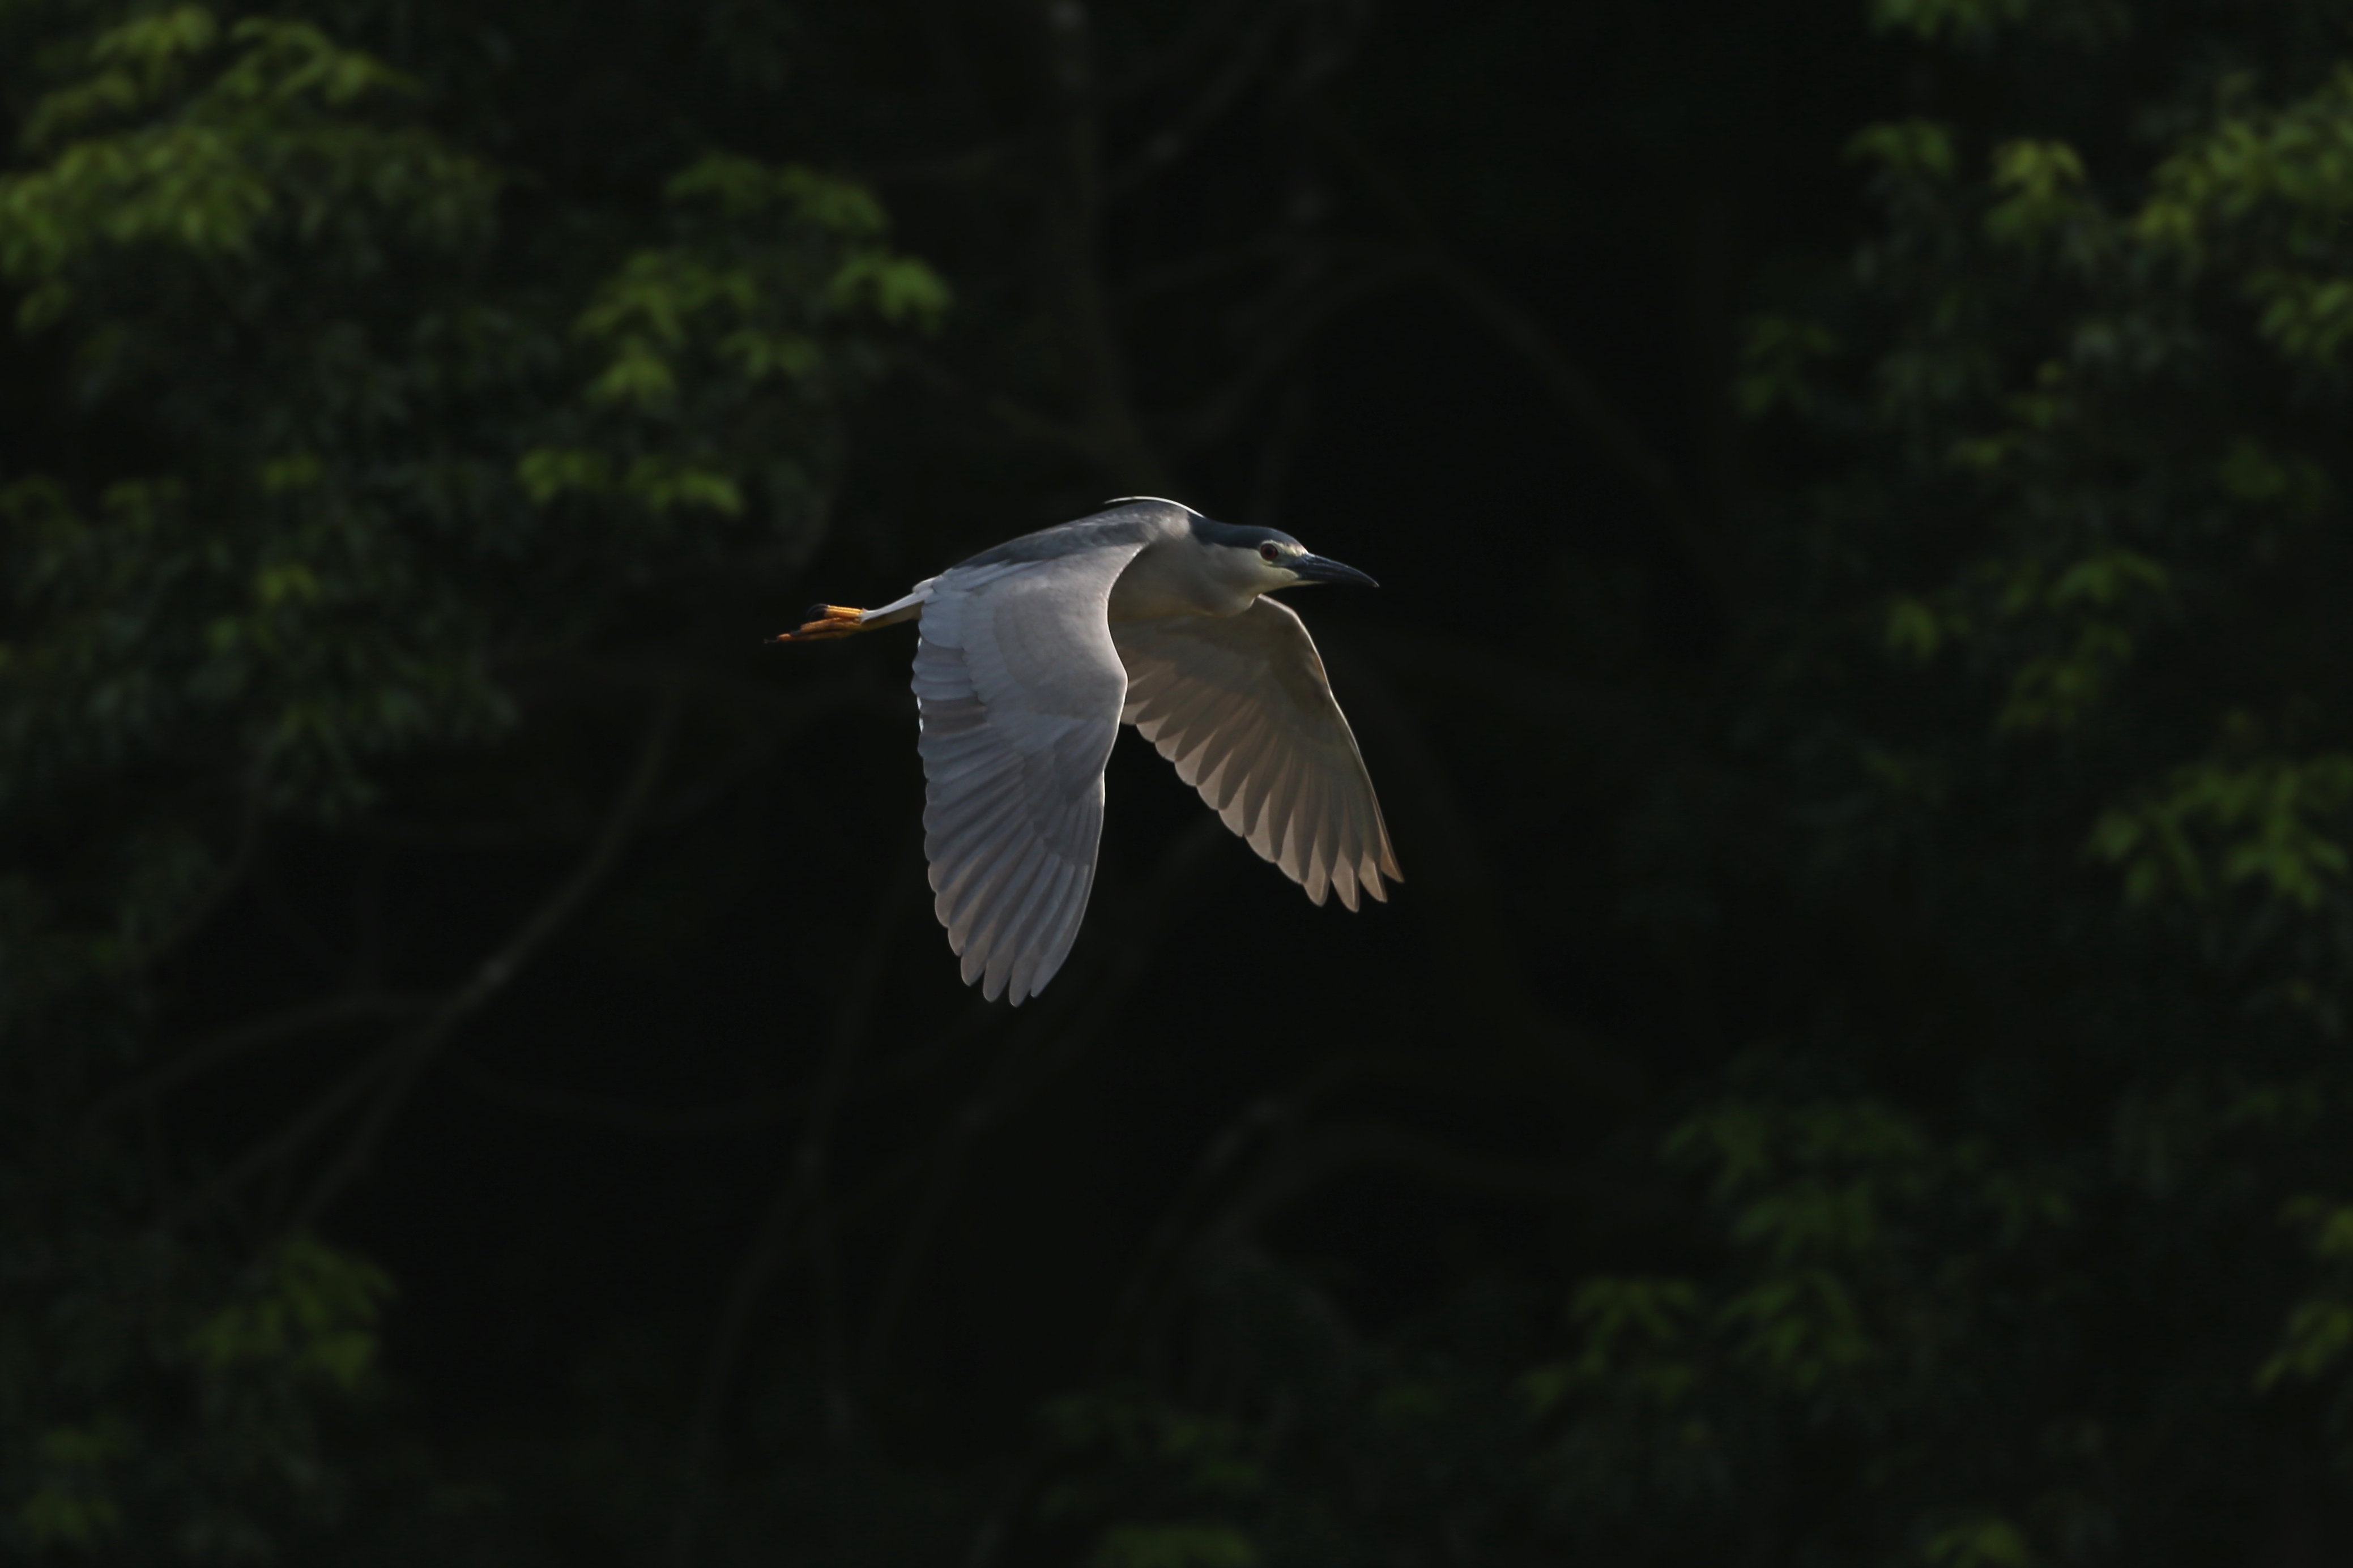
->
0;0;937;1560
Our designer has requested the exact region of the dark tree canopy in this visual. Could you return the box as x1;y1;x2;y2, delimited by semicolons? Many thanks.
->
8;0;2353;1563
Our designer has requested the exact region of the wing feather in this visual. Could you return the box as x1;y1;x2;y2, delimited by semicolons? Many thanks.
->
1111;597;1399;908
1309;775;1341;903
1003;859;1077;1002
1332;828;1362;912
1164;693;1234;767
1302;775;1333;906
1235;721;1288;839
969;845;1049;970
914;534;1153;1003
1252;742;1299;865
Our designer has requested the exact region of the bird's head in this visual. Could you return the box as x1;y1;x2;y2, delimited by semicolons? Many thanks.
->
1189;516;1379;597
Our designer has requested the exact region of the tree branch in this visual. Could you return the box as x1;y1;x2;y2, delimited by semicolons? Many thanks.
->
1190;1120;1677;1258
1313;634;1650;1112
127;781;264;970
665;832;918;1568
283;692;682;1230
862;813;1229;1369
1029;0;1168;491
1305;108;1733;619
1100;0;1271;102
900;350;1108;467
1105;3;1286;198
439;1055;800;1135
1164;251;1425;452
80;992;429;1134
1099;1059;1357;1368
155;695;681;1234
1118;234;1307;304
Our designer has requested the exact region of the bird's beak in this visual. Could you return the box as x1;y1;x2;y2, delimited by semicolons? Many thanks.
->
1288;553;1379;588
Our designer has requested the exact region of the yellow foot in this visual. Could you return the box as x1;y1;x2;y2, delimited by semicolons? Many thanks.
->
770;604;866;643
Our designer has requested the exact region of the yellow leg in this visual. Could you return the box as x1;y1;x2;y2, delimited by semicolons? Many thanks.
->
770;604;867;643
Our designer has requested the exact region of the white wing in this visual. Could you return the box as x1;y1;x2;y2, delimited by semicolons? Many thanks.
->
914;539;1151;1003
1113;597;1400;910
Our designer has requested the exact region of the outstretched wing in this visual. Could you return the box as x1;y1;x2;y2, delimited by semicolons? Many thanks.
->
915;539;1152;1003
1112;597;1400;910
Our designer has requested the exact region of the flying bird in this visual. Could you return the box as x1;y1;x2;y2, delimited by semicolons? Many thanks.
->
774;497;1400;1003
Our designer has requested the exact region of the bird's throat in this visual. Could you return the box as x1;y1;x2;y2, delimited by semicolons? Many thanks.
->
1106;541;1258;621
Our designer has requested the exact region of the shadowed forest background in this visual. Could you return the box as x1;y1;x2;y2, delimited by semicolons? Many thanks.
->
11;0;2353;1562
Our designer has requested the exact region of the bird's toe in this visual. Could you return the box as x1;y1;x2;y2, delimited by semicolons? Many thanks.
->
771;604;869;643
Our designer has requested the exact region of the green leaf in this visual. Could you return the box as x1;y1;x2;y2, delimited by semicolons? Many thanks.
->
1846;119;1957;179
185;1236;391;1391
254;562;319;608
1093;1524;1260;1568
1986;139;2094;249
1869;0;2034;40
589;339;679;408
829;249;952;326
1922;1515;2034;1568
1736;314;1838;417
518;448;615;503
1886;596;1944;660
2088;754;2353;909
2257;1299;2353;1389
90;4;219;69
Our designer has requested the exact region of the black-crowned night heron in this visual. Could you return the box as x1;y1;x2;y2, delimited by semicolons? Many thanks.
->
775;497;1401;1003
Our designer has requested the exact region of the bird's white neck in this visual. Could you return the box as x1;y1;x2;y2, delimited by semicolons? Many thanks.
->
1105;536;1263;621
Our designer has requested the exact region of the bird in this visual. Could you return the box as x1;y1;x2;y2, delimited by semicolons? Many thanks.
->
773;497;1401;1004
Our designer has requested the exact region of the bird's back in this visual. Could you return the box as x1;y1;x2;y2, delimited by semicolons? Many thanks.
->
945;499;1188;576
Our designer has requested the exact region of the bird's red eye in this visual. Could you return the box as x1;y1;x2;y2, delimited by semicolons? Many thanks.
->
1259;542;1281;563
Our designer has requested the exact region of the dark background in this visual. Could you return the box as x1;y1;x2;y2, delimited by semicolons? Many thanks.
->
10;1;2353;1563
